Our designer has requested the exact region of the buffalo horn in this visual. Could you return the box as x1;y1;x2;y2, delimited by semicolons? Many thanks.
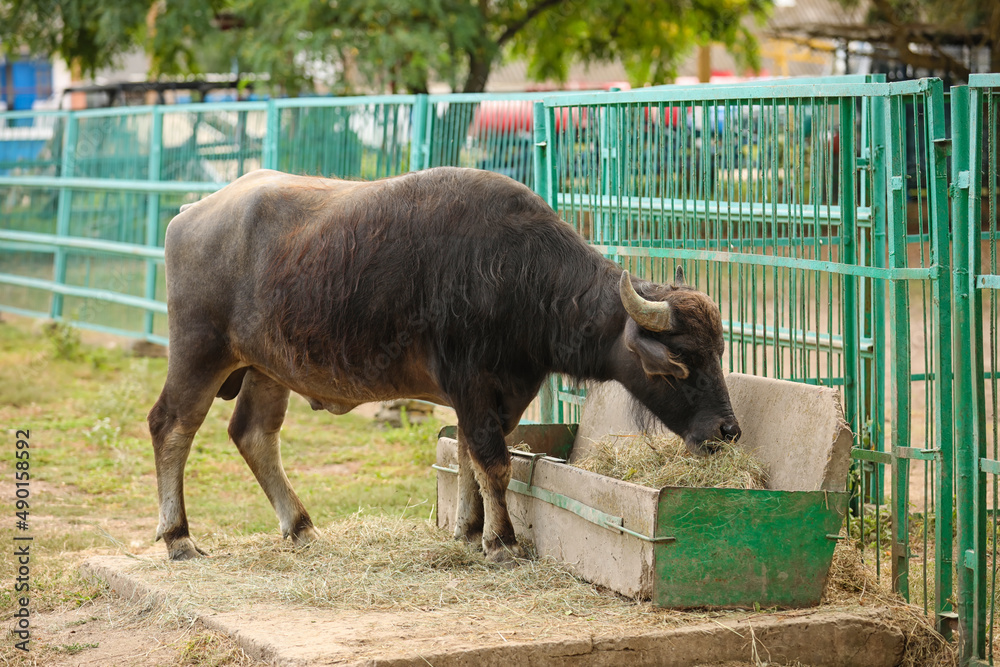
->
619;271;672;332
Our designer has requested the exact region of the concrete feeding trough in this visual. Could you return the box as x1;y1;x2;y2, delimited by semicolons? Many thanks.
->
436;373;854;608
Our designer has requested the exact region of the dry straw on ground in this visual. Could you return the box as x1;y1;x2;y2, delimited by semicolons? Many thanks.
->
823;541;955;666
130;511;954;665
571;433;769;489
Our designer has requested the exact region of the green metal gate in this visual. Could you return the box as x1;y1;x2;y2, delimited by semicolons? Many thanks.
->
954;73;1000;665
531;78;955;632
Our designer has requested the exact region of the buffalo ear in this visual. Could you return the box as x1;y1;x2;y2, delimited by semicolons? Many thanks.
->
674;265;686;286
624;320;689;379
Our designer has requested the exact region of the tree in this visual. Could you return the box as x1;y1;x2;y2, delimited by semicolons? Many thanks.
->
0;0;150;76
1;0;771;95
771;0;1000;83
859;0;1000;78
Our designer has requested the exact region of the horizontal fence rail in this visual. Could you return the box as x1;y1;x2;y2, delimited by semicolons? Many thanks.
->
0;75;997;665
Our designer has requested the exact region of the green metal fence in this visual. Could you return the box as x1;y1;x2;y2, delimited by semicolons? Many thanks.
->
954;73;1000;665
531;78;955;634
2;78;1000;663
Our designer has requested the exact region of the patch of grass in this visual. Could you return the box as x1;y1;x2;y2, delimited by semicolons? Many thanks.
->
52;642;99;655
0;315;443;620
43;321;82;361
174;633;257;667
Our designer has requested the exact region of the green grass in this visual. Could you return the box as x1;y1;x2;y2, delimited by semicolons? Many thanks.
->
51;643;99;655
0;314;442;618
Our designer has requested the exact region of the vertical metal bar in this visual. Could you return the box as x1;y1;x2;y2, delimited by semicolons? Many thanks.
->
977;87;994;666
952;83;984;664
377;103;389;177
532;100;556;424
884;92;911;598
922;78;955;635
424;99;437;169
51;113;78;320
870;94;888;505
262;99;279;170
409;95;427;172
143;107;163;338
839;99;860;437
599;100;614;244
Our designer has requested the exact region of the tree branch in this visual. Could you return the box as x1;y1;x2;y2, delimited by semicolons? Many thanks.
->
496;0;566;47
869;0;971;79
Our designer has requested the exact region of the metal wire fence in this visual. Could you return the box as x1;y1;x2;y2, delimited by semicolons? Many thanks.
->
532;80;955;639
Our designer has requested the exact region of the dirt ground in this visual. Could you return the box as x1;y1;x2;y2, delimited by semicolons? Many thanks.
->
3;536;261;667
21;599;811;667
20;602;207;667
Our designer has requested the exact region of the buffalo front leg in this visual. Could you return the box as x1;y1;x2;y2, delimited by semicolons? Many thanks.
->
149;353;237;560
228;369;318;543
457;425;525;564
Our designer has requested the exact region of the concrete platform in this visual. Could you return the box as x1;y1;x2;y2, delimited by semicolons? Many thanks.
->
82;555;905;667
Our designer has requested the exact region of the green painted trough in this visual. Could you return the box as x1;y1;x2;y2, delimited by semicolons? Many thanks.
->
436;373;854;609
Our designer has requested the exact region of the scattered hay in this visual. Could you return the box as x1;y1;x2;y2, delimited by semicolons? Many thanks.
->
137;510;640;619
571;433;769;490
823;544;955;667
130;513;955;666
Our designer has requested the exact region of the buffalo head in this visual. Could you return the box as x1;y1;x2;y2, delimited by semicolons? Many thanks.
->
614;267;741;454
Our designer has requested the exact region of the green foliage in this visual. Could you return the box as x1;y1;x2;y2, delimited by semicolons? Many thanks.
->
53;642;100;655
44;320;82;361
511;0;767;87
0;0;149;76
848;505;892;549
0;0;770;95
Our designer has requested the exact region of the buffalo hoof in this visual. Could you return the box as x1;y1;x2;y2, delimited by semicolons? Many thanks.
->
455;530;484;551
167;537;208;561
484;538;527;566
292;525;320;544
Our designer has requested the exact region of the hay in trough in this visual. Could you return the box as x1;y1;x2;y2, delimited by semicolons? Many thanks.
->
571;433;769;490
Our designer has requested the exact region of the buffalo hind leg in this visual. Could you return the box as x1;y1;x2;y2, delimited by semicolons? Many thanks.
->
457;425;525;564
453;434;485;548
149;351;237;560
228;369;318;543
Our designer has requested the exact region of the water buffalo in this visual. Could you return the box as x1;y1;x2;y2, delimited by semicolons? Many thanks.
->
149;167;740;563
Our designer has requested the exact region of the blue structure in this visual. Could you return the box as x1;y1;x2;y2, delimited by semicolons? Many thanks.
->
0;57;55;174
1;58;53;111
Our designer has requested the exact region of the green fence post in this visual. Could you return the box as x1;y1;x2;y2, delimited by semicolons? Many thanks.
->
409;95;428;172
50;113;78;320
143;106;163;338
533;100;556;424
952;83;988;664
923;77;956;637
838;98;861;441
969;84;990;666
599;94;619;246
423;99;436;170
869;93;889;506
883;92;912;599
263;99;279;170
